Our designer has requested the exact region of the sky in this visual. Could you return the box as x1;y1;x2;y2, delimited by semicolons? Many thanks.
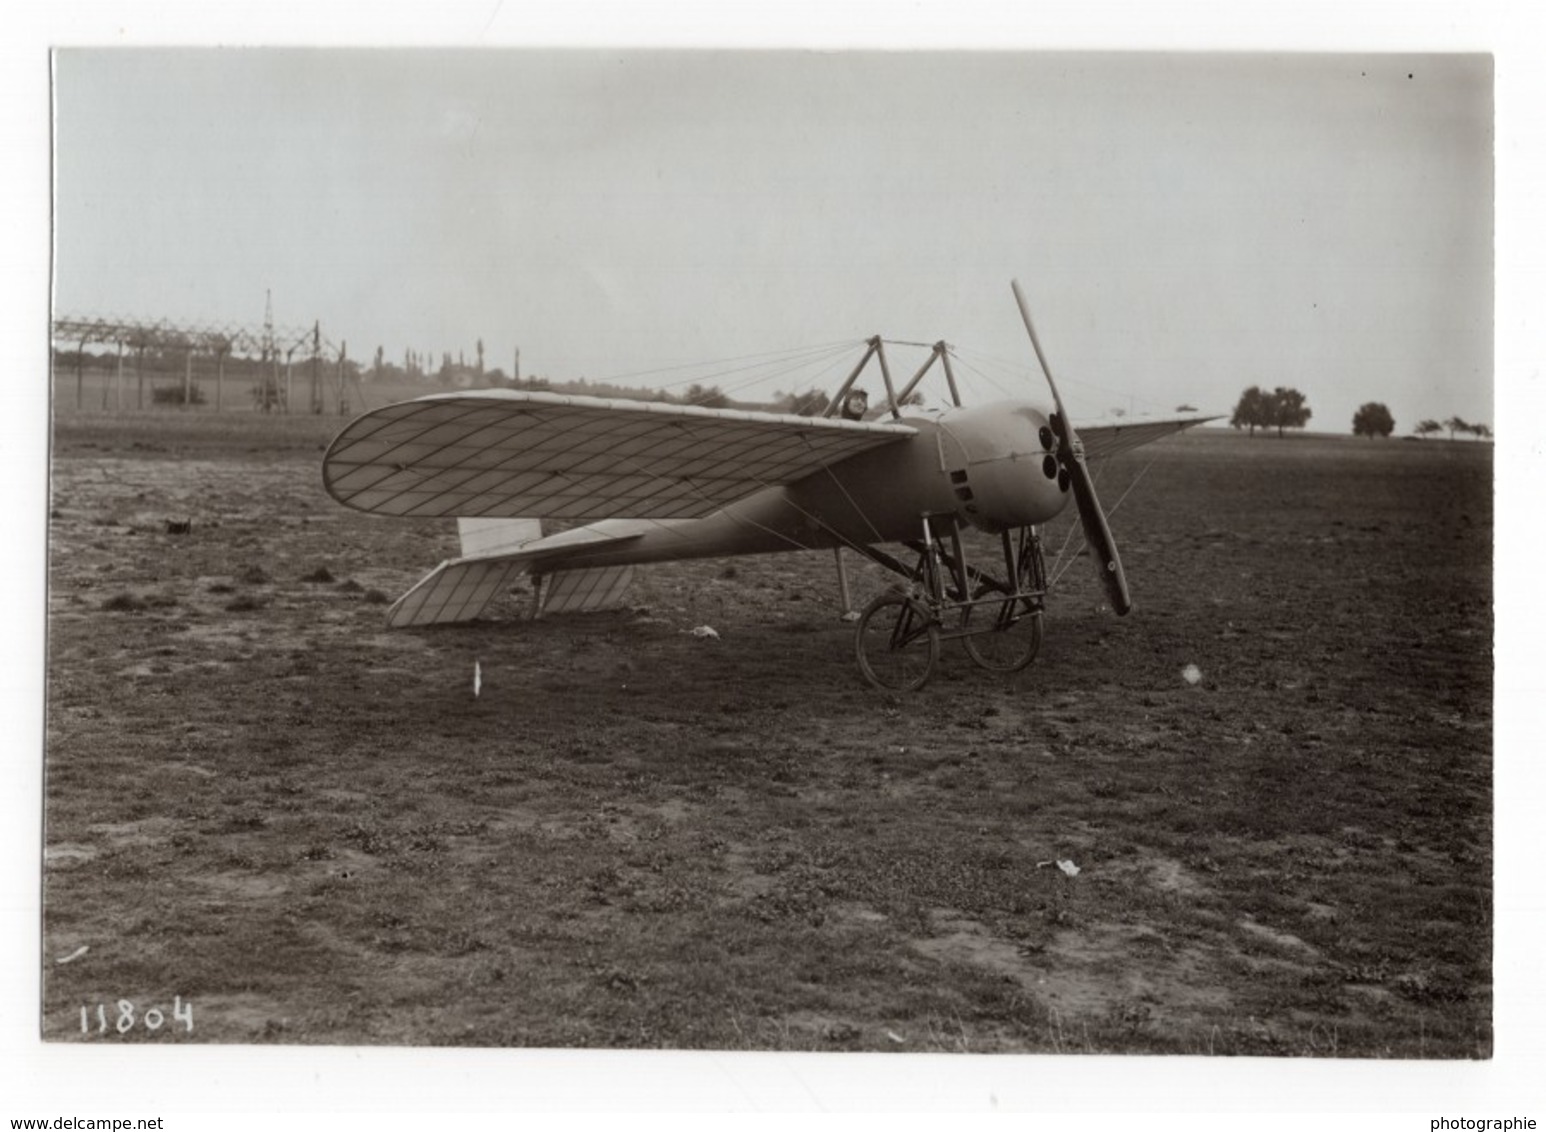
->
52;48;1494;432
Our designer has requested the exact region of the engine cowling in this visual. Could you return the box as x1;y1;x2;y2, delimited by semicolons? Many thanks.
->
933;402;1071;533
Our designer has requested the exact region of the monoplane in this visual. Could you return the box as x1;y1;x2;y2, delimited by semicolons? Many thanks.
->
323;282;1216;690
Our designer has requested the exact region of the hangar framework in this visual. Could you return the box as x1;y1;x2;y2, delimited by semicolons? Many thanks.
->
50;306;364;415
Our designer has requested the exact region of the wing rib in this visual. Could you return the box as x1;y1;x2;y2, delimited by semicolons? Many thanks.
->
324;390;915;522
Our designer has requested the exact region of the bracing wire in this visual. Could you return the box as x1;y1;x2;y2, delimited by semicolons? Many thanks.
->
1101;451;1160;518
682;341;860;405
942;351;1022;402
604;450;867;562
629;340;865;408
951;344;1176;418
1044;449;1161;592
600;339;861;391
1046;455;1111;590
818;460;888;546
1045;509;1087;592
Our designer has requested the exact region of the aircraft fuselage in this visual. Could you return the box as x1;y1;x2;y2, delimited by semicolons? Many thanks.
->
522;400;1073;571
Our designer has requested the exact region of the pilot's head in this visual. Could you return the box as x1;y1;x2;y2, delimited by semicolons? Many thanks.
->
839;389;869;421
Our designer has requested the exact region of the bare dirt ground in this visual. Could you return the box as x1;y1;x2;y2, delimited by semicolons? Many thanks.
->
43;407;1492;1055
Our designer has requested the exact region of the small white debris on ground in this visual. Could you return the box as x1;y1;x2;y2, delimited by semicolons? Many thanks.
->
473;660;482;698
56;946;89;964
1035;859;1081;876
1182;663;1202;685
685;625;720;639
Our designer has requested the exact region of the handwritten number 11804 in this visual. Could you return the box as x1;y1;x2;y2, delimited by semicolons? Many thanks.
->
80;997;193;1035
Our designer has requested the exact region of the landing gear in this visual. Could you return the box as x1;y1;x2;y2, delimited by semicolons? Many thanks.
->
850;521;1047;691
961;526;1047;672
855;592;940;692
961;601;1043;671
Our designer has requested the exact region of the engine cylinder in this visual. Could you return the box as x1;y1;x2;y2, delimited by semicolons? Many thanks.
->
933;402;1070;532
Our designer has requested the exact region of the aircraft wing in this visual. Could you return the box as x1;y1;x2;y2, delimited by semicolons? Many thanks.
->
1074;414;1222;461
324;390;916;521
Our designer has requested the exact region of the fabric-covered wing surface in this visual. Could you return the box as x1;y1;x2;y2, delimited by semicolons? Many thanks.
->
1075;414;1222;462
386;556;533;628
324;391;915;521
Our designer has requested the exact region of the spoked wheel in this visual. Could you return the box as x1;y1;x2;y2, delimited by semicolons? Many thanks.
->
960;597;1043;672
855;592;940;692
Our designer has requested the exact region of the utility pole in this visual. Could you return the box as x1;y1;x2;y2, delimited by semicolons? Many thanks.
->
76;336;86;409
336;341;348;415
262;289;281;413
310;322;322;414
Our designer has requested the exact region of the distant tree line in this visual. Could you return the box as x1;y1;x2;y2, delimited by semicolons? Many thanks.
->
1230;385;1312;437
1413;416;1492;441
781;389;830;416
1338;400;1493;440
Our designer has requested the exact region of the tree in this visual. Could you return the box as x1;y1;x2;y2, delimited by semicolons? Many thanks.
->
1443;415;1470;441
1468;422;1492;441
1230;385;1269;437
1266;386;1312;437
1414;419;1443;439
1352;401;1395;438
1230;385;1312;437
682;383;730;409
786;389;830;417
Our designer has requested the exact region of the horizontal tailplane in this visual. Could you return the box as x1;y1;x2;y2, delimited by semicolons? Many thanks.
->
539;565;636;615
383;524;645;628
385;557;532;628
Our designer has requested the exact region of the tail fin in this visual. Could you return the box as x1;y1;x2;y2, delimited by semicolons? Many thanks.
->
456;517;543;557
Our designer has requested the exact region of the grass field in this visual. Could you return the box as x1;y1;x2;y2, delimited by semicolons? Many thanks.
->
42;406;1493;1055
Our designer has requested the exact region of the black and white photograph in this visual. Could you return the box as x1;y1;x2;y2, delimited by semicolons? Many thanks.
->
12;2;1541;1121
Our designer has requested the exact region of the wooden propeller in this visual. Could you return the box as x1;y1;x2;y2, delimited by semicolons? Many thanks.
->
1011;279;1132;615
